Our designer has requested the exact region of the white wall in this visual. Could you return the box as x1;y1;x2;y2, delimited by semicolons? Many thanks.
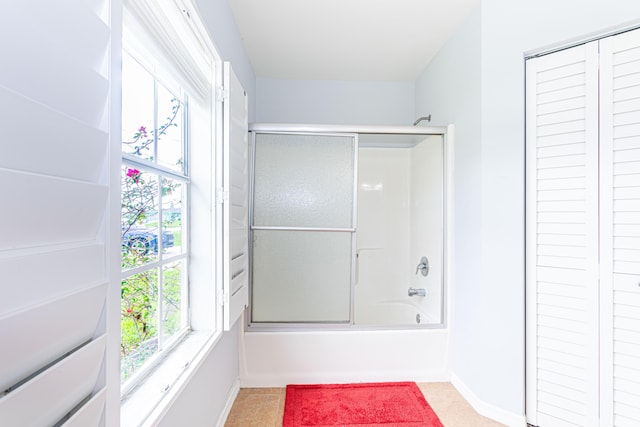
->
157;0;256;424
256;78;415;125
410;137;444;322
351;138;444;325
416;0;640;421
355;148;411;324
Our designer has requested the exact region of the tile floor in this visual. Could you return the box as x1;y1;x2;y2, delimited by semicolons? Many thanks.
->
224;382;506;426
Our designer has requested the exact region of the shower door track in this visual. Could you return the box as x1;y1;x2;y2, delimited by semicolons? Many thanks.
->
249;123;447;136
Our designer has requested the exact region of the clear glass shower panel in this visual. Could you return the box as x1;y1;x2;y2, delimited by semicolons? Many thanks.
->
253;133;355;228
251;230;352;322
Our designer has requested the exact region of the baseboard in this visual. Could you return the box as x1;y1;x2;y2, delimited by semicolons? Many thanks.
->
216;378;241;427
450;373;527;427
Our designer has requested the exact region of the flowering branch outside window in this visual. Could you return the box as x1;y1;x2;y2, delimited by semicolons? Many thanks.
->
120;97;184;382
122;98;181;156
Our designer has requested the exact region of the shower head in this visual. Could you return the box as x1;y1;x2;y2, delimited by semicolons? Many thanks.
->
413;115;431;126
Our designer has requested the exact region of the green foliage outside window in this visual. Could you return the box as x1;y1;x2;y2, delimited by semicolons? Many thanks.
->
121;97;186;383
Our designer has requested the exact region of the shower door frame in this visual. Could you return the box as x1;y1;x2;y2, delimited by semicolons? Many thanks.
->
249;130;359;327
246;123;449;331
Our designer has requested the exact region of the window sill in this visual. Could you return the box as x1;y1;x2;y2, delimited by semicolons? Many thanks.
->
121;329;220;427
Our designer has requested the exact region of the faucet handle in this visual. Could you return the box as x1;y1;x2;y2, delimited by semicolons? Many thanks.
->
415;256;429;277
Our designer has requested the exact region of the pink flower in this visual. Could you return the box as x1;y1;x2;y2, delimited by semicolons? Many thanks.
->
126;307;133;314
138;126;148;137
126;168;140;182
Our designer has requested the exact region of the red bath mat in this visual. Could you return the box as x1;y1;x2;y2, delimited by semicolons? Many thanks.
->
282;381;444;426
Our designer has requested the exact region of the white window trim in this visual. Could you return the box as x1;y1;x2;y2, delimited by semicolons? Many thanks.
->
119;1;225;425
121;331;215;425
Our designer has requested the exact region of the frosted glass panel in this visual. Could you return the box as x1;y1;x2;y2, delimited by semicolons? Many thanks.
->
253;133;355;228
252;230;352;322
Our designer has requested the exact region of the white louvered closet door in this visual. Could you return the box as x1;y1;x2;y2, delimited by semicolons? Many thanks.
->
526;41;601;427
0;1;117;426
527;27;640;427
600;29;640;427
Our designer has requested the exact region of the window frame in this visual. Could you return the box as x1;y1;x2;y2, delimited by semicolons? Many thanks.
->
119;51;192;394
118;2;225;424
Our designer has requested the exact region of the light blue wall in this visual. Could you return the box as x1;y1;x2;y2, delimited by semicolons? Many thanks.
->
414;2;484;412
158;326;240;426
195;0;256;121
417;0;640;418
256;78;415;125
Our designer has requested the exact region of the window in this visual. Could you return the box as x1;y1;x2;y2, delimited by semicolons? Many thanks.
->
118;1;247;423
120;50;190;386
119;1;220;412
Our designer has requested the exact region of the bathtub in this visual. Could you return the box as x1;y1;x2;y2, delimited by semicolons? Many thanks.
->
239;321;449;387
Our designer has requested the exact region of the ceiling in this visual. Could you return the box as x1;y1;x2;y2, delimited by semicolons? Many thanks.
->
228;0;479;82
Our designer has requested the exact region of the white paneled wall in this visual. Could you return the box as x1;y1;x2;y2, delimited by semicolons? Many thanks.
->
0;0;117;425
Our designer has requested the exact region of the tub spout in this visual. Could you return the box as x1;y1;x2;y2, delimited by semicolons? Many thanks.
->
408;287;426;297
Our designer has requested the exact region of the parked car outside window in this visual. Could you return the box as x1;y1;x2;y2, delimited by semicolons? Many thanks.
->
122;227;174;254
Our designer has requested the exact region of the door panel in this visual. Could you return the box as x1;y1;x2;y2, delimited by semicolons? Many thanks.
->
526;41;600;427
600;27;640;427
528;27;640;427
250;132;356;324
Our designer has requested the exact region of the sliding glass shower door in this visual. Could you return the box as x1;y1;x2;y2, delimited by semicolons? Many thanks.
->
250;132;356;323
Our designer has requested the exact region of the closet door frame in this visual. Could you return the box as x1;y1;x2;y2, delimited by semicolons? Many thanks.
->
527;25;640;427
525;40;601;427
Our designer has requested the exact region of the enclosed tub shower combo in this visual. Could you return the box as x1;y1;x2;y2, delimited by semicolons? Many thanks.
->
240;124;452;386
